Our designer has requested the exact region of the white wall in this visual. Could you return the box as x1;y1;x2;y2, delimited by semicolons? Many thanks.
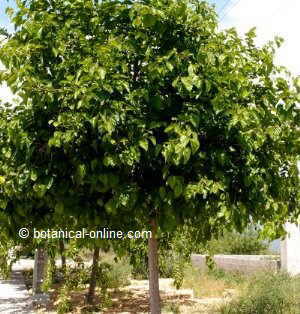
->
281;223;300;275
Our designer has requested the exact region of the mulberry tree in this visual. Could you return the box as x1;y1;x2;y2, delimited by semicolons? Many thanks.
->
1;0;300;312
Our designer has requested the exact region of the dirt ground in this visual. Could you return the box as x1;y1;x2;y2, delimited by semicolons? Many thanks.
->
37;278;228;313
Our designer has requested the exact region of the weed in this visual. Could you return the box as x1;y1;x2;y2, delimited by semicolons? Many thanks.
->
218;271;300;314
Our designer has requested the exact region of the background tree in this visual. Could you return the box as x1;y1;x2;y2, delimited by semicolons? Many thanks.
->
0;27;10;39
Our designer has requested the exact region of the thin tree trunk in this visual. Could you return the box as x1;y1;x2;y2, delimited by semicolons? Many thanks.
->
86;246;100;304
49;255;56;283
148;219;161;314
33;248;47;295
59;239;66;275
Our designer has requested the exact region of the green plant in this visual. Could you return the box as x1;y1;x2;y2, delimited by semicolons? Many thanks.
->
162;302;181;314
172;259;185;290
2;0;300;312
99;251;132;287
208;268;246;286
64;265;89;290
106;259;132;289
197;229;269;255
159;250;178;278
42;257;56;292
0;226;17;279
56;286;73;314
218;272;300;314
182;264;245;298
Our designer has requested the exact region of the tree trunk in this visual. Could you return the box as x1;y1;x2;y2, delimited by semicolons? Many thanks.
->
59;239;66;275
49;255;56;283
148;219;161;314
86;246;100;304
33;247;47;295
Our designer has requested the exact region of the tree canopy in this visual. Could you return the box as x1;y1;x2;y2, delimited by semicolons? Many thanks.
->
1;0;300;311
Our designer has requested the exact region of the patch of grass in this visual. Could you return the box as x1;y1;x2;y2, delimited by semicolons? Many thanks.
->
208;268;246;286
182;264;245;298
162;302;181;313
218;271;300;314
97;251;132;290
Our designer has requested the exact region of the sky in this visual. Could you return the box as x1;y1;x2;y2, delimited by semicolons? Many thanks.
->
0;0;15;33
0;0;300;103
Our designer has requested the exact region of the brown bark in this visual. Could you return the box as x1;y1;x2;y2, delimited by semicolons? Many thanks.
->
59;239;66;275
148;219;161;314
86;246;100;304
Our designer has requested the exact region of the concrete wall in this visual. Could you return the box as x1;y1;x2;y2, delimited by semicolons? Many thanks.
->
191;254;280;274
281;223;300;275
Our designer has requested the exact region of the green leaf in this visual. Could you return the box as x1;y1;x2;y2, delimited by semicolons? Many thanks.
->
188;64;194;75
181;77;193;92
52;47;58;57
105;199;117;215
167;176;184;197
159;187;166;198
55;202;64;214
149;136;157;145
166;62;174;71
37;27;43;39
0;199;7;209
142;14;157;27
46;176;54;190
183;147;191;164
0;176;5;184
190;137;200;153
174;184;183;198
30;170;38;181
190;114;200;128
33;184;47;198
150;95;162;110
76;164;86;182
99;67;106;80
99;174;109;186
139;139;148;151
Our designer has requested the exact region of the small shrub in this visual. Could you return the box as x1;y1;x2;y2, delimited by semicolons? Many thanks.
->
172;259;185;290
201;229;270;255
56;286;73;314
95;258;131;292
42;257;56;292
105;259;132;289
65;265;89;290
218;272;300;314
0;236;16;279
162;302;181;314
208;268;245;286
99;251;132;288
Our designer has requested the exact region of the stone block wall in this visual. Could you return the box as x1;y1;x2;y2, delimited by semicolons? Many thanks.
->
191;254;280;274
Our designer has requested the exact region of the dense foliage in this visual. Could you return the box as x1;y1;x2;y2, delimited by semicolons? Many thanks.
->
1;0;300;311
199;229;270;255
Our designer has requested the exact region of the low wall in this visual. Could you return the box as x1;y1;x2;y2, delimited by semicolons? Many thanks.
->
191;254;280;274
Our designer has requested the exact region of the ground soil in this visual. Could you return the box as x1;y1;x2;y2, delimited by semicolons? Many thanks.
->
36;278;227;313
